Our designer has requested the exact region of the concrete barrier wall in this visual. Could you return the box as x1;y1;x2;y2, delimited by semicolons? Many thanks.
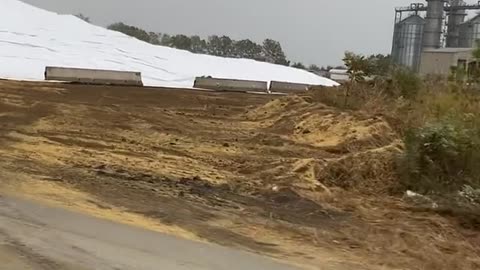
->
269;81;310;93
45;67;143;86
194;77;268;92
329;73;349;82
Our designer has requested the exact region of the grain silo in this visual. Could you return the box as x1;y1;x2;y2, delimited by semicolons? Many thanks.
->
446;0;467;47
392;15;426;71
423;0;446;49
458;14;480;47
392;0;480;71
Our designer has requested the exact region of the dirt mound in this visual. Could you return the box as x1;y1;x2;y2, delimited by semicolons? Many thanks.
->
246;95;397;154
293;113;396;151
245;95;312;121
265;141;403;195
318;142;403;194
244;95;400;193
245;94;403;196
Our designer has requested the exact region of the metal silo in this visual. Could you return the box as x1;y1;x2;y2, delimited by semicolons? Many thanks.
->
446;0;467;47
459;15;480;48
423;0;445;49
392;15;425;71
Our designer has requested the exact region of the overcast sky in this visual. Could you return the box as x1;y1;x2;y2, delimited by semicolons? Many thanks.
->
21;0;417;66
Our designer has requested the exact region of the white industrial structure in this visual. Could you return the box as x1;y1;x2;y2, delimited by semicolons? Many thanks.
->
0;0;338;88
392;0;480;73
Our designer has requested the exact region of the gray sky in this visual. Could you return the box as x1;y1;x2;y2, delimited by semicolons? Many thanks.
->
21;0;416;66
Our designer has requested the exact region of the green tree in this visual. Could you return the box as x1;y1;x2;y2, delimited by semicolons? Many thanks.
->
343;51;372;83
170;35;192;50
391;68;422;98
262;39;289;66
160;34;172;46
233;39;263;60
291;62;306;69
148;32;161;45
207;35;222;56
207;35;234;57
190;35;207;54
342;51;372;106
75;13;90;23
367;54;391;76
219;36;234;57
107;22;150;43
309;64;321;72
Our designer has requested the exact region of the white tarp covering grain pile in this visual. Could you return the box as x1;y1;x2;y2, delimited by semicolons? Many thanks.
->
0;0;338;88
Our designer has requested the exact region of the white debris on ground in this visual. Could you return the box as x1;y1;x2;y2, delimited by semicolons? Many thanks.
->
459;185;480;204
0;0;339;88
404;190;439;209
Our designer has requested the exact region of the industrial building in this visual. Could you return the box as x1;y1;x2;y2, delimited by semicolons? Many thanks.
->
392;0;480;75
419;47;473;74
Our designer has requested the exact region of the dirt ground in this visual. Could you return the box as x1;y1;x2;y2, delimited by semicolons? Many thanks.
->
0;79;479;270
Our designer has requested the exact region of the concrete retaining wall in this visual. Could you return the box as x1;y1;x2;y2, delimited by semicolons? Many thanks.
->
45;67;143;86
329;73;349;82
194;77;268;92
269;81;310;93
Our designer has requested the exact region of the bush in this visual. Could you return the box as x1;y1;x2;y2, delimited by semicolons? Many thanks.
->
398;85;480;194
400;122;480;193
387;68;422;99
308;72;480;198
308;82;389;111
311;73;480;196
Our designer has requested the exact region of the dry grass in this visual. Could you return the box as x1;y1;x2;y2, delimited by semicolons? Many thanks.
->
318;141;403;194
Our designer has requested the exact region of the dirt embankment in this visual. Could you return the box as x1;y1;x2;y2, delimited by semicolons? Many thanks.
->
0;80;479;270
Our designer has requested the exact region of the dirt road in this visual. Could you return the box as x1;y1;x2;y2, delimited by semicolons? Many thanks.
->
0;194;300;270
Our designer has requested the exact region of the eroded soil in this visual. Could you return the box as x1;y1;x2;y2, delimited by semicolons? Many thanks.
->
0;80;479;270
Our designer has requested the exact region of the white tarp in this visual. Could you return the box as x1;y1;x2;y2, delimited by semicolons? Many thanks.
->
0;0;338;88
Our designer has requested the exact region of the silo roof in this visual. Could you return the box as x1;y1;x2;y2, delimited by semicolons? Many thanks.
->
460;14;480;25
399;14;425;24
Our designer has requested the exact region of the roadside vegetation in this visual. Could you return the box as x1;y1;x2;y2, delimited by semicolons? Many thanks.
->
311;51;480;213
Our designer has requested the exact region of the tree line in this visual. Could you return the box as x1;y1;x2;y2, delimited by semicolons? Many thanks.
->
107;22;290;66
342;52;392;83
75;15;390;74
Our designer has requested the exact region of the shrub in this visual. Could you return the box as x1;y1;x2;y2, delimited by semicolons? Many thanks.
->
388;68;422;99
400;121;480;193
311;72;480;196
398;85;480;194
308;82;388;111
